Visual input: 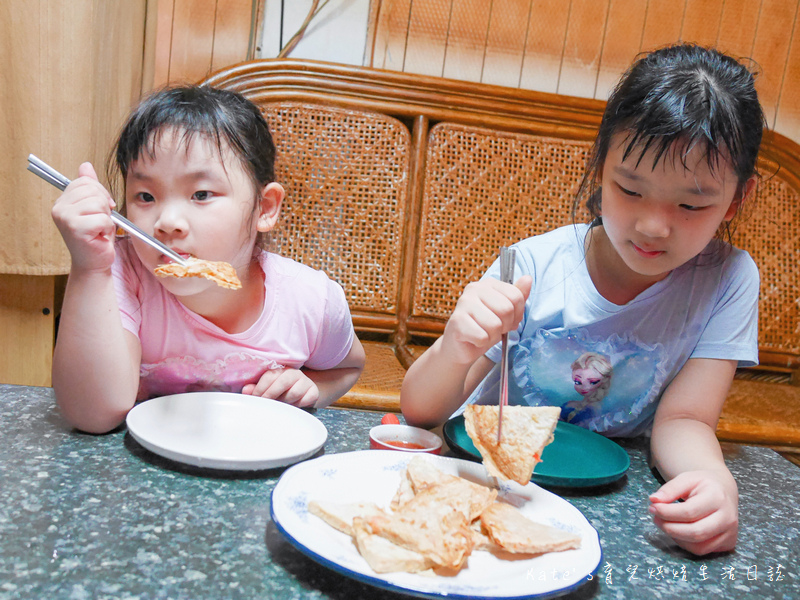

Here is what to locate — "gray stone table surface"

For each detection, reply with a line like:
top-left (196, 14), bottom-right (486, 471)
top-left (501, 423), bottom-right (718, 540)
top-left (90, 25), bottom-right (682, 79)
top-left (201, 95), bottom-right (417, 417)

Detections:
top-left (0, 384), bottom-right (797, 599)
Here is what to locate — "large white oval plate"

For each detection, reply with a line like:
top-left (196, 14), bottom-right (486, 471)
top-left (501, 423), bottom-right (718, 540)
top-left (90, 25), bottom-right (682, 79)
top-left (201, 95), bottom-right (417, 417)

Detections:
top-left (126, 392), bottom-right (327, 470)
top-left (271, 450), bottom-right (602, 599)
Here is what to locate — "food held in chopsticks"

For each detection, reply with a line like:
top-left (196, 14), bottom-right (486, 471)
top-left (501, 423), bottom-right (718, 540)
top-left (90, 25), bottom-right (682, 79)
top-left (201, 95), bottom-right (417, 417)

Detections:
top-left (464, 405), bottom-right (560, 485)
top-left (154, 257), bottom-right (241, 289)
top-left (308, 456), bottom-right (580, 575)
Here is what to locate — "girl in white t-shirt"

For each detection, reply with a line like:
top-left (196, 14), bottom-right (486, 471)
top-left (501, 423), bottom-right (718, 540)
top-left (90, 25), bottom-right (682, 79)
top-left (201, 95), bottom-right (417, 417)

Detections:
top-left (51, 86), bottom-right (364, 434)
top-left (401, 44), bottom-right (765, 556)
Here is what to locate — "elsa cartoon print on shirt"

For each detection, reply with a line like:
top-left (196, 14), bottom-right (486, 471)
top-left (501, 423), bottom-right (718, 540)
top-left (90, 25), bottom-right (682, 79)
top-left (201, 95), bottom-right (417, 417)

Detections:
top-left (511, 329), bottom-right (670, 433)
top-left (562, 352), bottom-right (613, 423)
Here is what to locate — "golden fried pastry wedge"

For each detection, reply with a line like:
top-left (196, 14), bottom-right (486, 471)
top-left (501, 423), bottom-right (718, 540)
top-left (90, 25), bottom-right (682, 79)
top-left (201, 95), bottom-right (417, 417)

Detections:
top-left (390, 469), bottom-right (416, 511)
top-left (366, 487), bottom-right (474, 569)
top-left (352, 517), bottom-right (434, 573)
top-left (307, 500), bottom-right (383, 537)
top-left (154, 257), bottom-right (242, 289)
top-left (480, 502), bottom-right (581, 554)
top-left (404, 457), bottom-right (497, 520)
top-left (464, 405), bottom-right (560, 485)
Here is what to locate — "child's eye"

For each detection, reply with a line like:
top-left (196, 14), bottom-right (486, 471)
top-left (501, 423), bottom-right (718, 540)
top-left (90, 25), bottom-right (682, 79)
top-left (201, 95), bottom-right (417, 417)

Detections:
top-left (679, 203), bottom-right (704, 211)
top-left (136, 192), bottom-right (155, 203)
top-left (617, 184), bottom-right (640, 197)
top-left (193, 190), bottom-right (212, 201)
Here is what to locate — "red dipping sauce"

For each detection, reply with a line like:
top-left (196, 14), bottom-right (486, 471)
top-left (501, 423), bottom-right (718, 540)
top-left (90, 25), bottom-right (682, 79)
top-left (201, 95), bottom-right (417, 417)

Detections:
top-left (384, 440), bottom-right (426, 450)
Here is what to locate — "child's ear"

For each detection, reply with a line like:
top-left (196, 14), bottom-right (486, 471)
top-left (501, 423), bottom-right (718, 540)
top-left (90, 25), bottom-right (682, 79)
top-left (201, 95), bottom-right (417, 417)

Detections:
top-left (724, 176), bottom-right (757, 221)
top-left (257, 182), bottom-right (284, 233)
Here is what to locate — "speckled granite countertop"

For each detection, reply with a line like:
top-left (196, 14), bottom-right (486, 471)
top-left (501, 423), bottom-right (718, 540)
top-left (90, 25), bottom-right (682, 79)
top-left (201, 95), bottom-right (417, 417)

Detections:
top-left (0, 384), bottom-right (797, 600)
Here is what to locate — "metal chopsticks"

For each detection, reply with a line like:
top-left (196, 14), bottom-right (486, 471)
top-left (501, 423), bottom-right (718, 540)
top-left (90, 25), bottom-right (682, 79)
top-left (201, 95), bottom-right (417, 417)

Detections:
top-left (27, 154), bottom-right (187, 267)
top-left (496, 246), bottom-right (516, 443)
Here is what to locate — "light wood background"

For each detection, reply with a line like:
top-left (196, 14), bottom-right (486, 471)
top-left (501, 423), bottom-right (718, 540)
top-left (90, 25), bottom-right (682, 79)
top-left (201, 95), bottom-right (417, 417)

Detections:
top-left (147, 0), bottom-right (260, 88)
top-left (0, 0), bottom-right (149, 385)
top-left (0, 0), bottom-right (258, 386)
top-left (367, 0), bottom-right (800, 144)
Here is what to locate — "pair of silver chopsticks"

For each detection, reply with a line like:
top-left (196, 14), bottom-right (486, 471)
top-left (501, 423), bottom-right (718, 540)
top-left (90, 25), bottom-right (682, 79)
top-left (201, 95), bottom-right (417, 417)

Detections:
top-left (496, 246), bottom-right (516, 443)
top-left (27, 154), bottom-right (187, 267)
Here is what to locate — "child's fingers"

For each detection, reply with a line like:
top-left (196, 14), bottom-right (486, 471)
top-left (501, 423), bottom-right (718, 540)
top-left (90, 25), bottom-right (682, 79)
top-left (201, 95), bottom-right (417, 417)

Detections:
top-left (77, 162), bottom-right (99, 181)
top-left (649, 494), bottom-right (715, 523)
top-left (652, 510), bottom-right (723, 542)
top-left (470, 279), bottom-right (526, 329)
top-left (273, 377), bottom-right (318, 407)
top-left (648, 474), bottom-right (691, 504)
top-left (653, 512), bottom-right (737, 554)
top-left (514, 274), bottom-right (532, 299)
top-left (248, 368), bottom-right (285, 397)
top-left (249, 368), bottom-right (319, 406)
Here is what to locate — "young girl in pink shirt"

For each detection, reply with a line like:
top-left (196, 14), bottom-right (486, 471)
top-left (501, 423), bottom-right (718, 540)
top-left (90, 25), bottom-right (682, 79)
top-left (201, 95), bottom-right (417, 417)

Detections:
top-left (51, 86), bottom-right (365, 434)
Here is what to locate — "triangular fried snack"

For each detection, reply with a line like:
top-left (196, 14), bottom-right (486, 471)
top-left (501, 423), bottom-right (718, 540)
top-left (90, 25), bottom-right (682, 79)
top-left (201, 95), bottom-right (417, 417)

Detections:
top-left (480, 502), bottom-right (581, 554)
top-left (404, 456), bottom-right (496, 520)
top-left (154, 257), bottom-right (241, 289)
top-left (366, 484), bottom-right (474, 569)
top-left (352, 517), bottom-right (434, 573)
top-left (307, 500), bottom-right (383, 537)
top-left (464, 405), bottom-right (560, 485)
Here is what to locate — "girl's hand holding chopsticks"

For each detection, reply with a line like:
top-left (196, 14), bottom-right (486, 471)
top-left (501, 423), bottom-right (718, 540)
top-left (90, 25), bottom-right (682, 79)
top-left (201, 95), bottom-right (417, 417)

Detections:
top-left (50, 162), bottom-right (118, 273)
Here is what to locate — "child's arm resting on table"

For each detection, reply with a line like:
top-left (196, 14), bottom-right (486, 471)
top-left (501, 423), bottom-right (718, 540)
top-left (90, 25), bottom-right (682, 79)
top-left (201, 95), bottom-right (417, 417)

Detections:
top-left (243, 337), bottom-right (365, 409)
top-left (401, 276), bottom-right (532, 428)
top-left (51, 163), bottom-right (142, 434)
top-left (649, 357), bottom-right (739, 556)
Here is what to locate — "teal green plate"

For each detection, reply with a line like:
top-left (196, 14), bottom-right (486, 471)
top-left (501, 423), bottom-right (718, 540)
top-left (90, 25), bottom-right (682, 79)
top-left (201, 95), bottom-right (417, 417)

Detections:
top-left (443, 415), bottom-right (630, 488)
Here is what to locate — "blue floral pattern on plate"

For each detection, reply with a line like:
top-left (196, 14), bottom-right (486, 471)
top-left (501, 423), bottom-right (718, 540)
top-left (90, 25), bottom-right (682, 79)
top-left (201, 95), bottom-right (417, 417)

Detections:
top-left (270, 450), bottom-right (602, 599)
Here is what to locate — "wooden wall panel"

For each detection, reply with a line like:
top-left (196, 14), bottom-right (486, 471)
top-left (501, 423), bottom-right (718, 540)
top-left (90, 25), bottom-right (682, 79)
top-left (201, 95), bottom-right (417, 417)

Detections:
top-left (367, 0), bottom-right (800, 145)
top-left (149, 0), bottom-right (257, 89)
top-left (169, 0), bottom-right (218, 83)
top-left (211, 0), bottom-right (255, 72)
top-left (371, 0), bottom-right (412, 70)
top-left (403, 0), bottom-right (451, 76)
top-left (1, 0), bottom-right (147, 276)
top-left (442, 0), bottom-right (492, 82)
top-left (481, 0), bottom-right (531, 88)
top-left (639, 0), bottom-right (685, 51)
top-left (774, 6), bottom-right (800, 142)
top-left (0, 276), bottom-right (54, 386)
top-left (750, 0), bottom-right (798, 127)
top-left (1, 0), bottom-right (147, 385)
top-left (595, 0), bottom-right (648, 99)
top-left (557, 0), bottom-right (609, 98)
top-left (519, 0), bottom-right (571, 93)
top-left (682, 0), bottom-right (725, 48)
top-left (715, 0), bottom-right (760, 57)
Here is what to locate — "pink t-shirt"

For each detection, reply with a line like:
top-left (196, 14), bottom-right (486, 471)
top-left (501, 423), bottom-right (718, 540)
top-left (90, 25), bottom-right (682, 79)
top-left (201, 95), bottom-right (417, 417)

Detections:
top-left (112, 239), bottom-right (355, 400)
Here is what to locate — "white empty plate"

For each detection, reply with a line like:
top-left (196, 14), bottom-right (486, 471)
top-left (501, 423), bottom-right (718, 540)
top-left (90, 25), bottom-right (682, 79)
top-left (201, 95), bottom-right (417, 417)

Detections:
top-left (126, 392), bottom-right (327, 470)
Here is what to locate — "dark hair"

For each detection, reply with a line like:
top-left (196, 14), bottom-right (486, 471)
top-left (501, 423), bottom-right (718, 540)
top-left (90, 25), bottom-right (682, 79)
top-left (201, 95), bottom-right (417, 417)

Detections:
top-left (575, 44), bottom-right (765, 240)
top-left (108, 85), bottom-right (277, 245)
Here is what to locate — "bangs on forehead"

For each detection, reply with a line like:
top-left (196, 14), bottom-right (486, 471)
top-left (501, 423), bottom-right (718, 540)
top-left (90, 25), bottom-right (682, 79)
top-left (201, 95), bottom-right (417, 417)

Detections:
top-left (620, 128), bottom-right (730, 177)
top-left (137, 127), bottom-right (227, 165)
top-left (117, 91), bottom-right (246, 177)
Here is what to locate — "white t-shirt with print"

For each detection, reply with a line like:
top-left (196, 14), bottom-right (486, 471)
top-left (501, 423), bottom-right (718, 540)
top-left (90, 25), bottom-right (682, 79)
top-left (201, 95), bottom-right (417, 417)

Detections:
top-left (462, 224), bottom-right (759, 437)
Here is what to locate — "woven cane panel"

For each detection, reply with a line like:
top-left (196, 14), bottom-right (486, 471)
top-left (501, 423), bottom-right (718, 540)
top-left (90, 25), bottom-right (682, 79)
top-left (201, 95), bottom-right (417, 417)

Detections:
top-left (412, 123), bottom-right (592, 321)
top-left (731, 176), bottom-right (800, 358)
top-left (259, 103), bottom-right (410, 317)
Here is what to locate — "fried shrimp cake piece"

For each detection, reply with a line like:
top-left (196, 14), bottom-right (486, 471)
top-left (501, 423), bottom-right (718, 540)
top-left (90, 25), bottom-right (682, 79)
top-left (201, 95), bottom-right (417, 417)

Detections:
top-left (154, 257), bottom-right (241, 289)
top-left (464, 405), bottom-right (560, 485)
top-left (367, 483), bottom-right (475, 569)
top-left (480, 502), bottom-right (581, 554)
